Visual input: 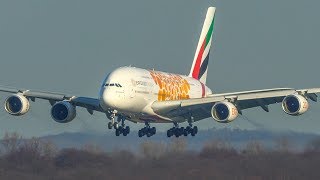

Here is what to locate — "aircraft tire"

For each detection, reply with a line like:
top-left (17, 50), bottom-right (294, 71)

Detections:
top-left (186, 126), bottom-right (191, 133)
top-left (108, 122), bottom-right (113, 129)
top-left (167, 129), bottom-right (173, 137)
top-left (191, 131), bottom-right (195, 136)
top-left (118, 126), bottom-right (123, 133)
top-left (115, 129), bottom-right (121, 136)
top-left (180, 127), bottom-right (185, 134)
top-left (193, 126), bottom-right (198, 134)
top-left (174, 129), bottom-right (180, 137)
top-left (146, 131), bottom-right (152, 137)
top-left (126, 126), bottom-right (130, 134)
top-left (123, 130), bottom-right (128, 136)
top-left (183, 129), bottom-right (188, 136)
top-left (151, 127), bottom-right (156, 135)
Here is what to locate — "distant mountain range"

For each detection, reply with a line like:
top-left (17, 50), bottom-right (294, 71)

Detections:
top-left (40, 128), bottom-right (320, 152)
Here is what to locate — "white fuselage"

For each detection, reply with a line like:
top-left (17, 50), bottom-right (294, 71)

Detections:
top-left (99, 67), bottom-right (212, 123)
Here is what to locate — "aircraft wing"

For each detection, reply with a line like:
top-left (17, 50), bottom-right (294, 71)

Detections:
top-left (0, 86), bottom-right (104, 114)
top-left (151, 88), bottom-right (320, 122)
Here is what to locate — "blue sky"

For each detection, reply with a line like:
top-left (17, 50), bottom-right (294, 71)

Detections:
top-left (0, 0), bottom-right (320, 137)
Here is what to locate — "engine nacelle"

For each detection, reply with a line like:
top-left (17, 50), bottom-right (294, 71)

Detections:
top-left (51, 101), bottom-right (76, 123)
top-left (4, 94), bottom-right (30, 116)
top-left (282, 94), bottom-right (309, 116)
top-left (211, 102), bottom-right (239, 123)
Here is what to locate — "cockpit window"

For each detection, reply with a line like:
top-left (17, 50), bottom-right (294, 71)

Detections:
top-left (105, 83), bottom-right (122, 88)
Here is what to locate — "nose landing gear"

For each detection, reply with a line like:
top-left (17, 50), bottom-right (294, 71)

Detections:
top-left (107, 112), bottom-right (130, 136)
top-left (138, 122), bottom-right (156, 138)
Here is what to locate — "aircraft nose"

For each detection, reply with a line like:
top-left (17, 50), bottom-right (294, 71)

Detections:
top-left (101, 89), bottom-right (117, 109)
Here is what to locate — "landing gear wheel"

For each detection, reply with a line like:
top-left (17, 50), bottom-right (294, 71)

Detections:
top-left (137, 121), bottom-right (157, 138)
top-left (190, 126), bottom-right (198, 136)
top-left (125, 126), bottom-right (130, 134)
top-left (180, 127), bottom-right (185, 134)
top-left (193, 126), bottom-right (198, 134)
top-left (115, 129), bottom-right (121, 136)
top-left (146, 131), bottom-right (152, 137)
top-left (167, 129), bottom-right (172, 137)
top-left (138, 130), bottom-right (144, 137)
top-left (151, 127), bottom-right (156, 135)
top-left (183, 129), bottom-right (188, 136)
top-left (108, 122), bottom-right (113, 129)
top-left (123, 130), bottom-right (128, 136)
top-left (118, 126), bottom-right (123, 133)
top-left (141, 127), bottom-right (147, 134)
top-left (174, 128), bottom-right (180, 137)
top-left (166, 122), bottom-right (198, 138)
top-left (186, 126), bottom-right (191, 132)
top-left (191, 131), bottom-right (196, 137)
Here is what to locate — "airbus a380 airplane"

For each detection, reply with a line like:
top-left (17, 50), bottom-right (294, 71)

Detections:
top-left (1, 7), bottom-right (319, 138)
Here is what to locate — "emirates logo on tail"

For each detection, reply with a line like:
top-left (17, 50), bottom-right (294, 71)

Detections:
top-left (189, 7), bottom-right (216, 85)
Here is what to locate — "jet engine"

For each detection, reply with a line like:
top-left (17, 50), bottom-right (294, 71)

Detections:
top-left (51, 101), bottom-right (76, 123)
top-left (282, 94), bottom-right (309, 116)
top-left (211, 102), bottom-right (239, 123)
top-left (4, 94), bottom-right (30, 116)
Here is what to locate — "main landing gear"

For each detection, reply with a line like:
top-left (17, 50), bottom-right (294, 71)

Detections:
top-left (167, 122), bottom-right (198, 138)
top-left (107, 114), bottom-right (130, 137)
top-left (138, 122), bottom-right (157, 138)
